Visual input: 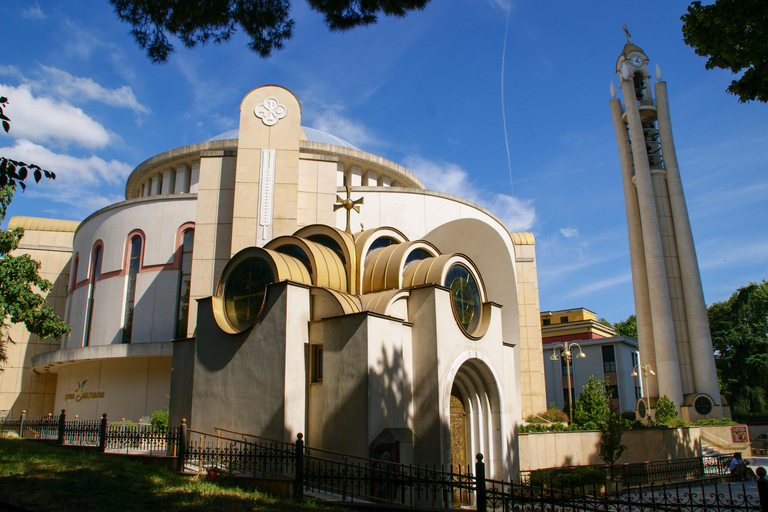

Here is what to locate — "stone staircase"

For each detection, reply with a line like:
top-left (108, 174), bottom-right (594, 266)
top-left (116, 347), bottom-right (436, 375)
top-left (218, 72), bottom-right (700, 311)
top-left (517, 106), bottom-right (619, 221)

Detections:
top-left (702, 444), bottom-right (722, 457)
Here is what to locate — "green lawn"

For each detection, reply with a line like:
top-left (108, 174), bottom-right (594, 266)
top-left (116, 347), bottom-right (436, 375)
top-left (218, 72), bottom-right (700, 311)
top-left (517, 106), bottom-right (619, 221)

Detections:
top-left (0, 436), bottom-right (340, 512)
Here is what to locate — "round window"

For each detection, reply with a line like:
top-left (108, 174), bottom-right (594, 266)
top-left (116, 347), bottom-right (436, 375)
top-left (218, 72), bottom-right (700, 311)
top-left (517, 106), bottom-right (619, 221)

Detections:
top-left (224, 258), bottom-right (274, 329)
top-left (694, 396), bottom-right (713, 416)
top-left (444, 264), bottom-right (482, 335)
top-left (638, 398), bottom-right (647, 419)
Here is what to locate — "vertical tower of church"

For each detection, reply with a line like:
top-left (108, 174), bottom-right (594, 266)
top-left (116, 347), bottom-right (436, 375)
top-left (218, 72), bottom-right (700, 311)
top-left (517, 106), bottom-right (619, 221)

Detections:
top-left (608, 36), bottom-right (723, 420)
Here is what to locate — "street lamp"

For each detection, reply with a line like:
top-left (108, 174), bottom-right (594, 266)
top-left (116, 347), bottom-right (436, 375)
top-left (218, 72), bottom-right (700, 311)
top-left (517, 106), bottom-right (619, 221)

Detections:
top-left (631, 363), bottom-right (656, 400)
top-left (549, 342), bottom-right (586, 424)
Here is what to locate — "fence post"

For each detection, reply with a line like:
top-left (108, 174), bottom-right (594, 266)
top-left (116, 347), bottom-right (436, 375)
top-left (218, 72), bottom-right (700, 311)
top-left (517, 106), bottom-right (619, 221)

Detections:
top-left (177, 419), bottom-right (187, 473)
top-left (756, 467), bottom-right (768, 512)
top-left (57, 409), bottom-right (66, 445)
top-left (19, 410), bottom-right (26, 437)
top-left (99, 413), bottom-right (108, 453)
top-left (475, 454), bottom-right (486, 512)
top-left (294, 433), bottom-right (304, 499)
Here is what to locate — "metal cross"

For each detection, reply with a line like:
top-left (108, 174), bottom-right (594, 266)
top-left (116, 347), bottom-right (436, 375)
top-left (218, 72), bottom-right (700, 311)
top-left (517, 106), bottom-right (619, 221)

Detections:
top-left (333, 186), bottom-right (364, 234)
top-left (623, 24), bottom-right (631, 43)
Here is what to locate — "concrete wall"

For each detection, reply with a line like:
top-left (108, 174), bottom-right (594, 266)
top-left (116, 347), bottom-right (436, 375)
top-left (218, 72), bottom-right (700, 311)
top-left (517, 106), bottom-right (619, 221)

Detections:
top-left (179, 282), bottom-right (309, 440)
top-left (2, 227), bottom-right (72, 416)
top-left (53, 356), bottom-right (171, 421)
top-left (518, 427), bottom-right (701, 471)
top-left (67, 196), bottom-right (196, 348)
top-left (700, 425), bottom-right (752, 456)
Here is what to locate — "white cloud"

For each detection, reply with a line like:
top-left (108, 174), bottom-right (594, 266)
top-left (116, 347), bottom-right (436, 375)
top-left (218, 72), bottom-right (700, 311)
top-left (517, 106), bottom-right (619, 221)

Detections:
top-left (0, 139), bottom-right (131, 216)
top-left (403, 155), bottom-right (536, 231)
top-left (559, 272), bottom-right (632, 300)
top-left (37, 66), bottom-right (150, 115)
top-left (560, 227), bottom-right (578, 238)
top-left (0, 83), bottom-right (112, 148)
top-left (20, 3), bottom-right (46, 20)
top-left (305, 107), bottom-right (379, 150)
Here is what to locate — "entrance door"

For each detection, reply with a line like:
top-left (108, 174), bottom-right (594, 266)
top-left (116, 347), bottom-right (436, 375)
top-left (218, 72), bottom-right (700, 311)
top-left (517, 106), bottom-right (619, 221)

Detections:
top-left (450, 393), bottom-right (471, 507)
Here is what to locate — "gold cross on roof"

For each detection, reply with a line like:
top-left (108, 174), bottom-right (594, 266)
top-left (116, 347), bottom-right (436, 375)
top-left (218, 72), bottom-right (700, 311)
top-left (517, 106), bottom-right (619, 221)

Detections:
top-left (333, 186), bottom-right (364, 234)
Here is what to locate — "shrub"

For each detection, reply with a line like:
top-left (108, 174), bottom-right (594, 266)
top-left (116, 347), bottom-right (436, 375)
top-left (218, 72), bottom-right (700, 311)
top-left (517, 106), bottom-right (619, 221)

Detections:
top-left (525, 405), bottom-right (569, 424)
top-left (531, 467), bottom-right (607, 488)
top-left (620, 411), bottom-right (637, 422)
top-left (518, 422), bottom-right (567, 433)
top-left (654, 395), bottom-right (679, 425)
top-left (150, 409), bottom-right (169, 430)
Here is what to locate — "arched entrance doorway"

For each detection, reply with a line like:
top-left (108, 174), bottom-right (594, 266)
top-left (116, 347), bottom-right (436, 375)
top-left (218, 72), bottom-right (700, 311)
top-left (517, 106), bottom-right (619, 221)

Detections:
top-left (448, 357), bottom-right (504, 483)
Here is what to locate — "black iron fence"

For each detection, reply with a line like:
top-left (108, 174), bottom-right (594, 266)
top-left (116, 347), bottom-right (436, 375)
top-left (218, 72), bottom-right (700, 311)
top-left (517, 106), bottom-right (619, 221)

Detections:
top-left (485, 476), bottom-right (763, 512)
top-left (523, 454), bottom-right (734, 488)
top-left (2, 414), bottom-right (766, 512)
top-left (0, 410), bottom-right (178, 456)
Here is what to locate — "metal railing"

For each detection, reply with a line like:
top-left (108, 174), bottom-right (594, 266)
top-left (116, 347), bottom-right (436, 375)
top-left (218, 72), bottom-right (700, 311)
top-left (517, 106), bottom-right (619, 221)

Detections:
top-left (522, 454), bottom-right (732, 487)
top-left (0, 409), bottom-right (178, 456)
top-left (3, 414), bottom-right (766, 512)
top-left (485, 477), bottom-right (762, 512)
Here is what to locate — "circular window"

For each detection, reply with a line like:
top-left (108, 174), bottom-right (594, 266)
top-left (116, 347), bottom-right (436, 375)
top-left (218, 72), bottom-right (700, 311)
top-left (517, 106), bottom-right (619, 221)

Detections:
top-left (694, 396), bottom-right (713, 416)
top-left (444, 264), bottom-right (481, 335)
top-left (224, 258), bottom-right (274, 329)
top-left (638, 399), bottom-right (647, 419)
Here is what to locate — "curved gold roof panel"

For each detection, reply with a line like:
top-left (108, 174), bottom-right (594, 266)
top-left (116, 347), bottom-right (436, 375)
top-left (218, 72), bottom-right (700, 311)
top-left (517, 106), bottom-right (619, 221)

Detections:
top-left (8, 216), bottom-right (80, 233)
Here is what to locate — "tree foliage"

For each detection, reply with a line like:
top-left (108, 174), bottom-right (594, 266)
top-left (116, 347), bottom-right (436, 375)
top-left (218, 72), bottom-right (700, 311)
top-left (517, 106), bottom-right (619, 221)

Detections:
top-left (110, 0), bottom-right (431, 63)
top-left (681, 0), bottom-right (768, 103)
top-left (574, 376), bottom-right (612, 430)
top-left (654, 395), bottom-right (679, 426)
top-left (599, 402), bottom-right (628, 479)
top-left (0, 97), bottom-right (56, 190)
top-left (0, 185), bottom-right (71, 363)
top-left (614, 314), bottom-right (638, 339)
top-left (708, 281), bottom-right (768, 416)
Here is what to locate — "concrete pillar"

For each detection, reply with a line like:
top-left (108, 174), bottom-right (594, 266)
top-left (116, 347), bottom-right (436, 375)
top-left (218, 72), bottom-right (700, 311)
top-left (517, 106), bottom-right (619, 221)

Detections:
top-left (609, 98), bottom-right (658, 397)
top-left (151, 173), bottom-right (162, 196)
top-left (349, 166), bottom-right (362, 187)
top-left (379, 175), bottom-right (391, 187)
top-left (655, 81), bottom-right (720, 403)
top-left (621, 77), bottom-right (683, 407)
top-left (336, 162), bottom-right (345, 187)
top-left (364, 170), bottom-right (377, 186)
top-left (188, 152), bottom-right (236, 337)
top-left (175, 163), bottom-right (191, 194)
top-left (189, 161), bottom-right (200, 193)
top-left (162, 168), bottom-right (176, 195)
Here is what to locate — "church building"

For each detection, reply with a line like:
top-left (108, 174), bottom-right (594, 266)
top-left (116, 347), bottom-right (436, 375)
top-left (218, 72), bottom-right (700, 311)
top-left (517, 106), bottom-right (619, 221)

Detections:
top-left (3, 85), bottom-right (547, 480)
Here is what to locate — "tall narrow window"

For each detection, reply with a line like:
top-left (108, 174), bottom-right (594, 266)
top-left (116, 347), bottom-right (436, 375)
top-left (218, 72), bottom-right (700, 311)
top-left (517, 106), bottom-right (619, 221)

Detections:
top-left (602, 345), bottom-right (617, 373)
top-left (175, 229), bottom-right (194, 339)
top-left (122, 236), bottom-right (142, 344)
top-left (84, 246), bottom-right (103, 346)
top-left (66, 254), bottom-right (79, 324)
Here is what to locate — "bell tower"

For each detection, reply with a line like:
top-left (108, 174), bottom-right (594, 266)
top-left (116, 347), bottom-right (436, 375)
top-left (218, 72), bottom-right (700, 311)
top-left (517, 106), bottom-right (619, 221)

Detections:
top-left (609, 31), bottom-right (724, 421)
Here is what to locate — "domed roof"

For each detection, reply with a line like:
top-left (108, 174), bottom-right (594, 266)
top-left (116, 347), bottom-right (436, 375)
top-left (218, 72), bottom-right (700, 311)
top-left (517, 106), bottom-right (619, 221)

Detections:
top-left (207, 126), bottom-right (360, 151)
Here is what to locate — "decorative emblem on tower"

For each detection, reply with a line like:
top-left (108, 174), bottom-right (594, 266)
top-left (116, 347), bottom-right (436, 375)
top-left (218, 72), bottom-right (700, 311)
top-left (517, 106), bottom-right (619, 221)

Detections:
top-left (333, 186), bottom-right (364, 234)
top-left (254, 97), bottom-right (287, 126)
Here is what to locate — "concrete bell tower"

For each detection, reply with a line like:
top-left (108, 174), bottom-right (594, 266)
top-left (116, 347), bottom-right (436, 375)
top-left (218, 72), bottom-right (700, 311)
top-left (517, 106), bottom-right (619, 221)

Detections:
top-left (608, 32), bottom-right (724, 421)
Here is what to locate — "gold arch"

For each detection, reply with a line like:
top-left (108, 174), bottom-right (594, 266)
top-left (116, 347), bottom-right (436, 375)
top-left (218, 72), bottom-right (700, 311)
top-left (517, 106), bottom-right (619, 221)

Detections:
top-left (265, 236), bottom-right (347, 291)
top-left (292, 224), bottom-right (358, 294)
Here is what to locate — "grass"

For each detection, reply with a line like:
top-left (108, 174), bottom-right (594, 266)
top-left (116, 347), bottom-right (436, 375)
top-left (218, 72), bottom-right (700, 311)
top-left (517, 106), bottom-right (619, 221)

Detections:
top-left (0, 436), bottom-right (341, 512)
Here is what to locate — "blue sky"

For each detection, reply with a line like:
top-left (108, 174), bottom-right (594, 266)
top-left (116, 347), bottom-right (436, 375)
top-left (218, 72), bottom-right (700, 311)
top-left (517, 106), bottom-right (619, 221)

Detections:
top-left (1, 0), bottom-right (766, 323)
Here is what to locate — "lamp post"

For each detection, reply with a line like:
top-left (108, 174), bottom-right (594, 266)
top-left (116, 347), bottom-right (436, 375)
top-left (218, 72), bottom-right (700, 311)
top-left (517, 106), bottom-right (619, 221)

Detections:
top-left (549, 342), bottom-right (586, 424)
top-left (631, 363), bottom-right (656, 400)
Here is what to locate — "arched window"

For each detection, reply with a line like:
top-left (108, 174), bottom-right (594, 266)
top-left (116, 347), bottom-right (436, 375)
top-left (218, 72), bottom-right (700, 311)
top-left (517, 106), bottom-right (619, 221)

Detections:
top-left (84, 245), bottom-right (103, 346)
top-left (175, 229), bottom-right (194, 339)
top-left (122, 236), bottom-right (142, 344)
top-left (66, 254), bottom-right (79, 324)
